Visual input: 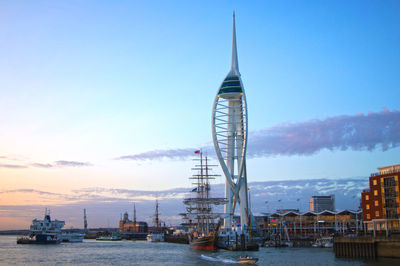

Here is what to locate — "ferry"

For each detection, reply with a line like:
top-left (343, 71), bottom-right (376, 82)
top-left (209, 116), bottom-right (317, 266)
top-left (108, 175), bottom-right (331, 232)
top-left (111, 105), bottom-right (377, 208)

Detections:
top-left (17, 209), bottom-right (65, 244)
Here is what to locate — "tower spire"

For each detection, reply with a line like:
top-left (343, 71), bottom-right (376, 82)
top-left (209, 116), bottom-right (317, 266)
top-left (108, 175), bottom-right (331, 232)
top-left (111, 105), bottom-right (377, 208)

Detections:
top-left (230, 11), bottom-right (240, 76)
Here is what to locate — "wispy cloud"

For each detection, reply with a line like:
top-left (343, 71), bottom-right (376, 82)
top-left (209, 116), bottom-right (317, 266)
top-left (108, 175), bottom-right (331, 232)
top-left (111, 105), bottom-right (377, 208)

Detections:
top-left (0, 163), bottom-right (27, 169)
top-left (117, 108), bottom-right (400, 161)
top-left (54, 160), bottom-right (92, 167)
top-left (1, 189), bottom-right (62, 196)
top-left (0, 160), bottom-right (92, 169)
top-left (31, 163), bottom-right (53, 168)
top-left (116, 148), bottom-right (198, 161)
top-left (31, 160), bottom-right (92, 168)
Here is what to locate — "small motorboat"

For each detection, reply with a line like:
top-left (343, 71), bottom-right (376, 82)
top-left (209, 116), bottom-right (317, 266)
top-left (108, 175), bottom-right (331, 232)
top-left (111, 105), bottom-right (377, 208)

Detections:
top-left (238, 256), bottom-right (259, 264)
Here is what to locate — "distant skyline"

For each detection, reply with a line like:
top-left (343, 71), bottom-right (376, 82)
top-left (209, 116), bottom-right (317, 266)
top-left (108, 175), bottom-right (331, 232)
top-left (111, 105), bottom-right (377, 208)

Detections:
top-left (1, 1), bottom-right (399, 229)
top-left (0, 177), bottom-right (367, 230)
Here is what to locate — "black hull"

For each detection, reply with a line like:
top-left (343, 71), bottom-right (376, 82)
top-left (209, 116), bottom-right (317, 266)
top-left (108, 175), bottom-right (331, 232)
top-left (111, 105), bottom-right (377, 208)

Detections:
top-left (17, 234), bottom-right (61, 244)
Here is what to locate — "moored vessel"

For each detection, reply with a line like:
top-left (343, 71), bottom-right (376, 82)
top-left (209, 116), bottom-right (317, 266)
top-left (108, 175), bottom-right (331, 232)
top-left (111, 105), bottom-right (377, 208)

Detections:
top-left (189, 234), bottom-right (217, 250)
top-left (17, 209), bottom-right (65, 244)
top-left (96, 232), bottom-right (122, 241)
top-left (182, 151), bottom-right (227, 251)
top-left (147, 200), bottom-right (165, 242)
top-left (146, 232), bottom-right (165, 242)
top-left (61, 232), bottom-right (85, 242)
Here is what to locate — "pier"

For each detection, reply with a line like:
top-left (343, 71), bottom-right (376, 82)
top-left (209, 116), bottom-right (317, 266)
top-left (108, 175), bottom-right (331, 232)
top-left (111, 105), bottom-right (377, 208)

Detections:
top-left (334, 236), bottom-right (400, 259)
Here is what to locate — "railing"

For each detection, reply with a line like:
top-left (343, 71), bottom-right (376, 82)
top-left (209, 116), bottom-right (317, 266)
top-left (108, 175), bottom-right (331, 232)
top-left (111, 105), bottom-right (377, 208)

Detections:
top-left (371, 169), bottom-right (400, 177)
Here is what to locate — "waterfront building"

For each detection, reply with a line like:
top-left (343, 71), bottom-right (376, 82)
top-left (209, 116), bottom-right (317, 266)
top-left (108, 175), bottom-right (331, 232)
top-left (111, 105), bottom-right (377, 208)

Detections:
top-left (119, 212), bottom-right (148, 233)
top-left (212, 13), bottom-right (251, 230)
top-left (361, 164), bottom-right (400, 233)
top-left (309, 195), bottom-right (336, 212)
top-left (262, 209), bottom-right (362, 237)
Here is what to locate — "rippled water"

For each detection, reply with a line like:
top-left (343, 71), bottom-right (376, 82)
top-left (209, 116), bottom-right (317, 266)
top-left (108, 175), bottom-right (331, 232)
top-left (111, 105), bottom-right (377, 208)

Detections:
top-left (0, 235), bottom-right (399, 265)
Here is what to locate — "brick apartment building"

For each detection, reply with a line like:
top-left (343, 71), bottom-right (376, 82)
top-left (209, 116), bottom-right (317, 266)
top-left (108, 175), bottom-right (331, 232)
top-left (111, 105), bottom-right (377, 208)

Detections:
top-left (362, 164), bottom-right (400, 232)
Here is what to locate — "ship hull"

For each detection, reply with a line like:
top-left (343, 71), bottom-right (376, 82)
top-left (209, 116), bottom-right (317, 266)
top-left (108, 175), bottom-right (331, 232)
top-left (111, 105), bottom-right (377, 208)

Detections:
top-left (17, 234), bottom-right (61, 244)
top-left (190, 236), bottom-right (216, 251)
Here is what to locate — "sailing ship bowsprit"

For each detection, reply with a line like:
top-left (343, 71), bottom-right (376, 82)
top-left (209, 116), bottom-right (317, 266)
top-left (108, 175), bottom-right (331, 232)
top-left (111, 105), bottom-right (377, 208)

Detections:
top-left (182, 151), bottom-right (227, 250)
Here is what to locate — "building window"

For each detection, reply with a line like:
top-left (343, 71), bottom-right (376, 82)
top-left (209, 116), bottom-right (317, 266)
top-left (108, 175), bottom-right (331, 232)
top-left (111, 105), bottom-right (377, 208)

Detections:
top-left (366, 214), bottom-right (370, 219)
top-left (385, 198), bottom-right (398, 208)
top-left (373, 180), bottom-right (377, 185)
top-left (384, 187), bottom-right (397, 197)
top-left (374, 190), bottom-right (378, 196)
top-left (365, 195), bottom-right (369, 200)
top-left (375, 211), bottom-right (379, 217)
top-left (366, 204), bottom-right (370, 210)
top-left (375, 201), bottom-right (379, 206)
top-left (386, 210), bottom-right (399, 219)
top-left (383, 177), bottom-right (396, 187)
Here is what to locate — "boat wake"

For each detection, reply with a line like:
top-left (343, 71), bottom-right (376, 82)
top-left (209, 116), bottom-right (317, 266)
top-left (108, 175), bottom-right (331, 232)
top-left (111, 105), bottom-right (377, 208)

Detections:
top-left (200, 255), bottom-right (237, 264)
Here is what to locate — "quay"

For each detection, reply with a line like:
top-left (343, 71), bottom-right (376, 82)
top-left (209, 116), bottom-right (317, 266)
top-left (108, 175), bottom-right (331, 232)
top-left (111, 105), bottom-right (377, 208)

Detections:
top-left (334, 236), bottom-right (400, 259)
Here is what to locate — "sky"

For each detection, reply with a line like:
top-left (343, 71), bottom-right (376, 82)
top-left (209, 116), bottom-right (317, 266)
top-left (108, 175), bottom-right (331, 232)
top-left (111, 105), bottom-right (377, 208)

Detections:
top-left (0, 1), bottom-right (399, 229)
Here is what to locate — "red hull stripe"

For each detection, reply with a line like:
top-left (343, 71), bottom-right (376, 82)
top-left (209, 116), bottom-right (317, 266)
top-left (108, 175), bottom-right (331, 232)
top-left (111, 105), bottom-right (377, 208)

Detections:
top-left (190, 246), bottom-right (215, 250)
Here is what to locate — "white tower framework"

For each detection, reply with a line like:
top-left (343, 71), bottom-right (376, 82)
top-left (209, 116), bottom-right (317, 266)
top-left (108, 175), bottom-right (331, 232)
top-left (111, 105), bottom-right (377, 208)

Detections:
top-left (212, 13), bottom-right (250, 230)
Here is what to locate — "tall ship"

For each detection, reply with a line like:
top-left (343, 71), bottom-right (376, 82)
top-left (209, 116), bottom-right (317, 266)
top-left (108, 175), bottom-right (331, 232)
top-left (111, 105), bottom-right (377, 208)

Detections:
top-left (146, 200), bottom-right (165, 242)
top-left (181, 151), bottom-right (227, 250)
top-left (17, 209), bottom-right (65, 244)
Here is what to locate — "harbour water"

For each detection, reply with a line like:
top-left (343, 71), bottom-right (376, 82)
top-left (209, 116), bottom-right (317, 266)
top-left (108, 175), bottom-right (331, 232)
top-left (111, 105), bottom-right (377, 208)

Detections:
top-left (0, 235), bottom-right (399, 265)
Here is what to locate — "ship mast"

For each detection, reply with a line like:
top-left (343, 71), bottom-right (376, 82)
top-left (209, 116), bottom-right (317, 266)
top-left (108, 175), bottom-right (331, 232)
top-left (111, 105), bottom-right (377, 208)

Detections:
top-left (83, 208), bottom-right (88, 232)
top-left (182, 151), bottom-right (227, 236)
top-left (133, 203), bottom-right (137, 232)
top-left (155, 199), bottom-right (160, 231)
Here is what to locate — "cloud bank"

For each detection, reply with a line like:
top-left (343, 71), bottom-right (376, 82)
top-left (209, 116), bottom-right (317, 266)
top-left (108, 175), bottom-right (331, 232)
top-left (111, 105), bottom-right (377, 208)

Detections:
top-left (248, 108), bottom-right (400, 157)
top-left (118, 109), bottom-right (400, 161)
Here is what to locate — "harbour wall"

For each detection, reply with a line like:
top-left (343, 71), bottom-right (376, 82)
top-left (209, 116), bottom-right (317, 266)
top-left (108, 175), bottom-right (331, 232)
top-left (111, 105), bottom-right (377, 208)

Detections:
top-left (334, 236), bottom-right (400, 258)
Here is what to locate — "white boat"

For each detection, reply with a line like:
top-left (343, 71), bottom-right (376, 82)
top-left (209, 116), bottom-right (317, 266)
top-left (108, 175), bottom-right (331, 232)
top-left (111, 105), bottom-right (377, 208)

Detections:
top-left (17, 209), bottom-right (65, 244)
top-left (312, 237), bottom-right (333, 248)
top-left (62, 232), bottom-right (85, 242)
top-left (146, 232), bottom-right (164, 242)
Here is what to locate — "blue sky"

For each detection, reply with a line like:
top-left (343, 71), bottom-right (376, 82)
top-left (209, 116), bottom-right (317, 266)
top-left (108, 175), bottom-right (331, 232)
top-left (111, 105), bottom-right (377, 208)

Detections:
top-left (0, 0), bottom-right (399, 197)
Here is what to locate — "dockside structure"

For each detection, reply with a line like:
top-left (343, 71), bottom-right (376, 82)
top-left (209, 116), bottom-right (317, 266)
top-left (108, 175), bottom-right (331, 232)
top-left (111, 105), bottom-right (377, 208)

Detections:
top-left (259, 209), bottom-right (362, 237)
